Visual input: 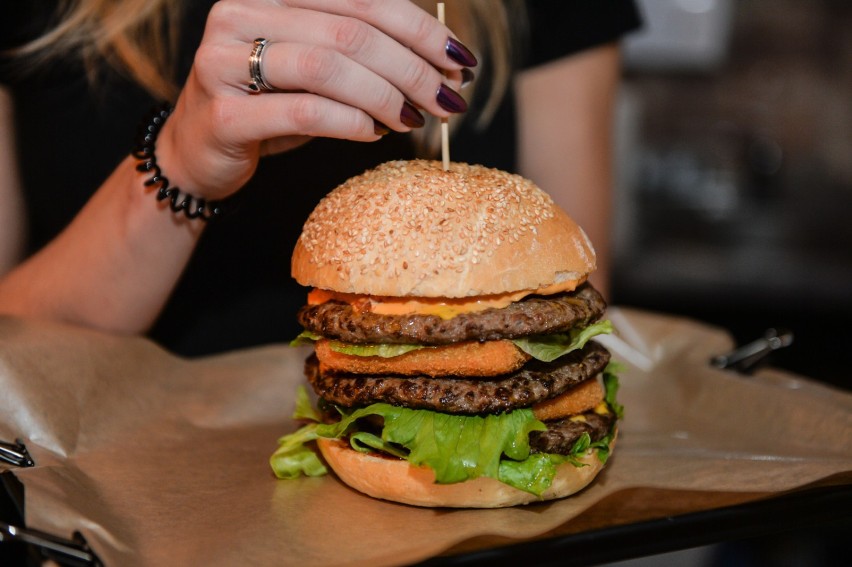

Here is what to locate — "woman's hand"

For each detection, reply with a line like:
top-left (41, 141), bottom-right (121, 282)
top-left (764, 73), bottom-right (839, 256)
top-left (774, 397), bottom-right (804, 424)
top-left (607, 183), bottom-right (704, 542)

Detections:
top-left (160, 0), bottom-right (477, 201)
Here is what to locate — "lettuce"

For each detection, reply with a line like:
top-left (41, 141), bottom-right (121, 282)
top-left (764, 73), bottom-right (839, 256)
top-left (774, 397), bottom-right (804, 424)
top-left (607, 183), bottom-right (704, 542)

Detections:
top-left (269, 387), bottom-right (327, 478)
top-left (289, 330), bottom-right (322, 347)
top-left (269, 398), bottom-right (551, 493)
top-left (326, 342), bottom-right (424, 358)
top-left (269, 423), bottom-right (326, 479)
top-left (511, 320), bottom-right (613, 362)
top-left (375, 405), bottom-right (546, 484)
top-left (289, 319), bottom-right (613, 363)
top-left (290, 330), bottom-right (424, 358)
top-left (292, 385), bottom-right (321, 422)
top-left (603, 361), bottom-right (625, 421)
top-left (270, 365), bottom-right (624, 497)
top-left (497, 415), bottom-right (621, 494)
top-left (283, 401), bottom-right (548, 487)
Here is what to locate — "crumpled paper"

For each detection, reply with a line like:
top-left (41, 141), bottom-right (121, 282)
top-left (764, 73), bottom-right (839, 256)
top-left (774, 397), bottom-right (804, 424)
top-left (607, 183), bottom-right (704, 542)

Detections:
top-left (1, 308), bottom-right (850, 566)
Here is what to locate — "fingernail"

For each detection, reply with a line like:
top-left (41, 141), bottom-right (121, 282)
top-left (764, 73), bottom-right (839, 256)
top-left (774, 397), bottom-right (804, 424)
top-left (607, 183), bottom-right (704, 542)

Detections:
top-left (446, 37), bottom-right (478, 67)
top-left (400, 101), bottom-right (425, 128)
top-left (374, 120), bottom-right (390, 136)
top-left (436, 84), bottom-right (467, 113)
top-left (461, 67), bottom-right (475, 89)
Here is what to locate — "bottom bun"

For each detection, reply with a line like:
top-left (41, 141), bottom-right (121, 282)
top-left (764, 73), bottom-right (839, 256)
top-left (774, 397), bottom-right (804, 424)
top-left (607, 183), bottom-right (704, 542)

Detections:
top-left (316, 434), bottom-right (615, 508)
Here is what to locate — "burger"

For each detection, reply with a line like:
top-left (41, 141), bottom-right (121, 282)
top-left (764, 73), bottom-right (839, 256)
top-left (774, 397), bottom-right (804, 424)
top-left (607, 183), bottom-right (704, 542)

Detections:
top-left (271, 160), bottom-right (621, 508)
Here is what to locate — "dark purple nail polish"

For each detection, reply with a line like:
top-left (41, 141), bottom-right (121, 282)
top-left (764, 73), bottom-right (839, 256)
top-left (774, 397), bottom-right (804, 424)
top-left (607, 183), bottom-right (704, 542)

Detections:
top-left (461, 67), bottom-right (475, 89)
top-left (446, 37), bottom-right (478, 67)
top-left (400, 101), bottom-right (425, 128)
top-left (373, 120), bottom-right (390, 136)
top-left (436, 84), bottom-right (467, 113)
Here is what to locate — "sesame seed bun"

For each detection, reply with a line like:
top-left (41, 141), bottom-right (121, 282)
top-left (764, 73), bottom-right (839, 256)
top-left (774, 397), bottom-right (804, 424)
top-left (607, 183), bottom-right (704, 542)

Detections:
top-left (316, 435), bottom-right (614, 508)
top-left (292, 160), bottom-right (596, 298)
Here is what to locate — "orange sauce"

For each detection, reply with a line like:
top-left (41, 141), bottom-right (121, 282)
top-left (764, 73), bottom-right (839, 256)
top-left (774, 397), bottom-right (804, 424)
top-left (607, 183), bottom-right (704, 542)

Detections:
top-left (307, 277), bottom-right (584, 319)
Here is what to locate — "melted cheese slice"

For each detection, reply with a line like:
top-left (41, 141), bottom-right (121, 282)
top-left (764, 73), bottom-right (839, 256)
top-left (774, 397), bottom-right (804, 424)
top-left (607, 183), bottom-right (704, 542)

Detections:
top-left (307, 277), bottom-right (584, 319)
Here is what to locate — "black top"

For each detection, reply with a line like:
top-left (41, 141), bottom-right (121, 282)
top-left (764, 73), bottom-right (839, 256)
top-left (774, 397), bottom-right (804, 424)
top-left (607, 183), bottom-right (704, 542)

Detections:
top-left (1, 1), bottom-right (640, 355)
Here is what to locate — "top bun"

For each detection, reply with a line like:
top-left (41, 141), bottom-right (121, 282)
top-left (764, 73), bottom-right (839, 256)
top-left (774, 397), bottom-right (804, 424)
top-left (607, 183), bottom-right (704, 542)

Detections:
top-left (292, 160), bottom-right (595, 297)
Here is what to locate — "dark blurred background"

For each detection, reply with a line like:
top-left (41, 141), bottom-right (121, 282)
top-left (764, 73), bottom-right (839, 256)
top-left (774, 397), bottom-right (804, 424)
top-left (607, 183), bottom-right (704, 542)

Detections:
top-left (606, 2), bottom-right (850, 564)
top-left (610, 0), bottom-right (852, 391)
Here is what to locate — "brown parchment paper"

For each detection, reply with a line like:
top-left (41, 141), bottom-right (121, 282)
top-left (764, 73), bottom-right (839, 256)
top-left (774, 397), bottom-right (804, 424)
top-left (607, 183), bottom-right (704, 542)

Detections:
top-left (1, 307), bottom-right (851, 566)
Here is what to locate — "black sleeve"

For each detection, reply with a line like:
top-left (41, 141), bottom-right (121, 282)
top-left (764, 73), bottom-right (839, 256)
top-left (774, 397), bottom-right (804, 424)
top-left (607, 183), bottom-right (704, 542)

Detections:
top-left (521, 0), bottom-right (643, 69)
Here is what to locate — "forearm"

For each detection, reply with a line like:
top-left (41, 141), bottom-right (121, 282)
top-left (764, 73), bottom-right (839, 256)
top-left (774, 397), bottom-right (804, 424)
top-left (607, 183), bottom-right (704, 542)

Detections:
top-left (0, 87), bottom-right (26, 275)
top-left (515, 44), bottom-right (621, 297)
top-left (0, 150), bottom-right (203, 334)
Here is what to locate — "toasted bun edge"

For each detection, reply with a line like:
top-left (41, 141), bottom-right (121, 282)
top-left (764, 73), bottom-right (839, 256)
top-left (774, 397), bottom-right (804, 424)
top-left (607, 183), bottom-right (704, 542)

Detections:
top-left (316, 434), bottom-right (614, 508)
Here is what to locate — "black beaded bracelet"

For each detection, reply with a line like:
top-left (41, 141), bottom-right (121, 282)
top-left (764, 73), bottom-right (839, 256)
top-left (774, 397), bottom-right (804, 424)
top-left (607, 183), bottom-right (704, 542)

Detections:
top-left (132, 104), bottom-right (224, 221)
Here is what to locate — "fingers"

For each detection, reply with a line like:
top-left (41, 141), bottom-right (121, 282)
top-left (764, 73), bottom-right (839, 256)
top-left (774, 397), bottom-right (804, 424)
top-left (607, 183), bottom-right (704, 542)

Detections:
top-left (222, 91), bottom-right (385, 144)
top-left (282, 0), bottom-right (477, 71)
top-left (201, 0), bottom-right (475, 125)
top-left (172, 0), bottom-right (479, 197)
top-left (211, 39), bottom-right (448, 131)
top-left (266, 8), bottom-right (466, 119)
top-left (160, 86), bottom-right (382, 199)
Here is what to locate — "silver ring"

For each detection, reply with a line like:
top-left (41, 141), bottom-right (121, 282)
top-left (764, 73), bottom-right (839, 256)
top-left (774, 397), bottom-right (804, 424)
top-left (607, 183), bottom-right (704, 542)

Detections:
top-left (248, 38), bottom-right (275, 93)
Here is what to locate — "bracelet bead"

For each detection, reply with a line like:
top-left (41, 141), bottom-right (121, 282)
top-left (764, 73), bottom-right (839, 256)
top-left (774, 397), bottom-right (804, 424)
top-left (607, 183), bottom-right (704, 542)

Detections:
top-left (132, 104), bottom-right (224, 221)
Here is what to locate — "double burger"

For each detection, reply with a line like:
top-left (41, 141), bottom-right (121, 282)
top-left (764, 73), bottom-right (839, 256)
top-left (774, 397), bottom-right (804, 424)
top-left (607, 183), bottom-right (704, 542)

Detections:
top-left (271, 160), bottom-right (621, 508)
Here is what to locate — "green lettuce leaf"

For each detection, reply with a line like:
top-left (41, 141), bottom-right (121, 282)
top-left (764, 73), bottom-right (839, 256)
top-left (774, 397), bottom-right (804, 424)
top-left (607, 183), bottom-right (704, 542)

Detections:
top-left (379, 406), bottom-right (547, 484)
top-left (498, 453), bottom-right (559, 495)
top-left (292, 385), bottom-right (321, 422)
top-left (497, 431), bottom-right (611, 494)
top-left (511, 320), bottom-right (613, 362)
top-left (306, 404), bottom-right (548, 486)
top-left (271, 399), bottom-right (552, 491)
top-left (290, 320), bottom-right (613, 363)
top-left (290, 330), bottom-right (424, 358)
top-left (603, 361), bottom-right (625, 420)
top-left (270, 360), bottom-right (625, 495)
top-left (289, 330), bottom-right (322, 347)
top-left (349, 431), bottom-right (409, 458)
top-left (327, 342), bottom-right (424, 358)
top-left (269, 386), bottom-right (326, 479)
top-left (269, 423), bottom-right (326, 479)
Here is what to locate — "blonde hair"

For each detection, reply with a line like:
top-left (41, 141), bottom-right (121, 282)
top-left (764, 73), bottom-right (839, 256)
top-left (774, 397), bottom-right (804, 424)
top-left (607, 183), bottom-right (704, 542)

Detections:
top-left (12, 0), bottom-right (183, 101)
top-left (13, 0), bottom-right (524, 153)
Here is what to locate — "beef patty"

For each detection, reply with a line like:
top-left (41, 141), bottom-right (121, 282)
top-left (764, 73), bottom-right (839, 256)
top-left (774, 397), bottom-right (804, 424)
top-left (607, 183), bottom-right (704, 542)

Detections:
top-left (530, 411), bottom-right (615, 455)
top-left (298, 283), bottom-right (607, 345)
top-left (306, 342), bottom-right (610, 414)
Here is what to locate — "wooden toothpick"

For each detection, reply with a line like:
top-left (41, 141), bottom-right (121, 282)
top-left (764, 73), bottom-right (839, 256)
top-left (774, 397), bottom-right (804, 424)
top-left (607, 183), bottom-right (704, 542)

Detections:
top-left (437, 3), bottom-right (450, 171)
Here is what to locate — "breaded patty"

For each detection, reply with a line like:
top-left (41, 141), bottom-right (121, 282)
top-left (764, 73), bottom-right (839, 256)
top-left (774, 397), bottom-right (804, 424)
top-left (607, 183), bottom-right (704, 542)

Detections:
top-left (306, 342), bottom-right (610, 415)
top-left (315, 339), bottom-right (531, 377)
top-left (532, 378), bottom-right (604, 421)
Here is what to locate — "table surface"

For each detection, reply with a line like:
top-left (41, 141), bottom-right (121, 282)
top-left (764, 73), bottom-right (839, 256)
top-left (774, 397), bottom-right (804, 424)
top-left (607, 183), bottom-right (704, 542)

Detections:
top-left (420, 473), bottom-right (852, 566)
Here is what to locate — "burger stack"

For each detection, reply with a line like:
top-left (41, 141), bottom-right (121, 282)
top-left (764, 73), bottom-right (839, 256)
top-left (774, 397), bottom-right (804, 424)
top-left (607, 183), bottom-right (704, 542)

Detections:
top-left (272, 160), bottom-right (621, 508)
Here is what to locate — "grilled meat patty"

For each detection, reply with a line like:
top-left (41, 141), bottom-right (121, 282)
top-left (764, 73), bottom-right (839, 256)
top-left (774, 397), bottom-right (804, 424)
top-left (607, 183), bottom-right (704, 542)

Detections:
top-left (529, 411), bottom-right (615, 455)
top-left (306, 342), bottom-right (610, 415)
top-left (297, 283), bottom-right (607, 346)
